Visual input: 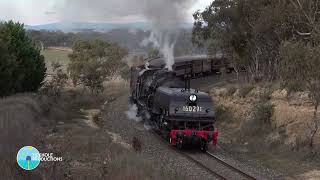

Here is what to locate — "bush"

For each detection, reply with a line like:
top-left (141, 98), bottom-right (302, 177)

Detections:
top-left (0, 21), bottom-right (46, 97)
top-left (252, 101), bottom-right (274, 125)
top-left (284, 81), bottom-right (305, 94)
top-left (226, 86), bottom-right (237, 97)
top-left (239, 85), bottom-right (254, 98)
top-left (215, 104), bottom-right (234, 123)
top-left (260, 89), bottom-right (273, 101)
top-left (41, 62), bottom-right (68, 97)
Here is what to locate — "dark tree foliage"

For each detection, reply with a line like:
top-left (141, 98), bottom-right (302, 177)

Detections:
top-left (0, 21), bottom-right (46, 96)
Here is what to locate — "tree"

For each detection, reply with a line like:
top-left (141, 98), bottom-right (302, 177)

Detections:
top-left (41, 62), bottom-right (68, 97)
top-left (68, 39), bottom-right (128, 93)
top-left (280, 41), bottom-right (320, 148)
top-left (192, 0), bottom-right (299, 82)
top-left (193, 0), bottom-right (320, 148)
top-left (0, 21), bottom-right (46, 96)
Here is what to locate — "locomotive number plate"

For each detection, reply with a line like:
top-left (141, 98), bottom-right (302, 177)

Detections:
top-left (182, 106), bottom-right (203, 112)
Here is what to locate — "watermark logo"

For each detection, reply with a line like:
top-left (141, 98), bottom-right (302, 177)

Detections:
top-left (17, 146), bottom-right (63, 171)
top-left (40, 153), bottom-right (63, 162)
top-left (16, 146), bottom-right (41, 171)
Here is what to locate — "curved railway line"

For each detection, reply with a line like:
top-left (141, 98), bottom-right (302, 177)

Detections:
top-left (205, 151), bottom-right (256, 180)
top-left (150, 129), bottom-right (256, 180)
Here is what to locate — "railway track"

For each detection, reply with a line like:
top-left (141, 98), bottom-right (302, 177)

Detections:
top-left (205, 151), bottom-right (256, 180)
top-left (150, 129), bottom-right (256, 180)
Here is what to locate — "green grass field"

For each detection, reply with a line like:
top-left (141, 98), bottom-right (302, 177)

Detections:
top-left (41, 49), bottom-right (71, 66)
top-left (42, 48), bottom-right (71, 74)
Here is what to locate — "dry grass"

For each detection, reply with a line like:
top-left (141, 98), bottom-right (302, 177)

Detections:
top-left (105, 148), bottom-right (184, 180)
top-left (212, 84), bottom-right (320, 150)
top-left (238, 84), bottom-right (254, 98)
top-left (0, 78), bottom-right (185, 180)
top-left (0, 94), bottom-right (45, 180)
top-left (212, 84), bottom-right (320, 178)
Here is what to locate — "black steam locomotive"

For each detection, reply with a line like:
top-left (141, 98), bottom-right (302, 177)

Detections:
top-left (130, 66), bottom-right (218, 151)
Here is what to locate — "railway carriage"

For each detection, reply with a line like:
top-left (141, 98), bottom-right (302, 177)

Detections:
top-left (144, 55), bottom-right (234, 78)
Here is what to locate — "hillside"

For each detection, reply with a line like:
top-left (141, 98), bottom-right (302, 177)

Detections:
top-left (210, 83), bottom-right (320, 179)
top-left (25, 22), bottom-right (194, 32)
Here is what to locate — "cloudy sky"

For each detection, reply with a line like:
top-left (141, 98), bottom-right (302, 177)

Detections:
top-left (0, 0), bottom-right (211, 25)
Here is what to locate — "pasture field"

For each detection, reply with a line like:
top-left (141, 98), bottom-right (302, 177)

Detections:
top-left (41, 48), bottom-right (71, 66)
top-left (42, 48), bottom-right (71, 74)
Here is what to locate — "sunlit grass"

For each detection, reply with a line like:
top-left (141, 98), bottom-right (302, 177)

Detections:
top-left (42, 48), bottom-right (71, 74)
top-left (41, 48), bottom-right (71, 66)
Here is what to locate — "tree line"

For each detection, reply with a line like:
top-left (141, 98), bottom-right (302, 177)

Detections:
top-left (193, 0), bottom-right (320, 148)
top-left (0, 21), bottom-right (130, 97)
top-left (27, 28), bottom-right (206, 56)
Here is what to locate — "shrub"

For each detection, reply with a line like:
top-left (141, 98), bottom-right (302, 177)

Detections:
top-left (260, 89), bottom-right (273, 101)
top-left (284, 81), bottom-right (305, 94)
top-left (239, 85), bottom-right (254, 98)
top-left (215, 104), bottom-right (234, 123)
top-left (0, 21), bottom-right (46, 97)
top-left (252, 100), bottom-right (274, 125)
top-left (226, 86), bottom-right (237, 97)
top-left (41, 62), bottom-right (68, 97)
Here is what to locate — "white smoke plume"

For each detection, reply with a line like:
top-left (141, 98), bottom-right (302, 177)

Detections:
top-left (142, 111), bottom-right (153, 131)
top-left (143, 122), bottom-right (153, 131)
top-left (125, 104), bottom-right (142, 122)
top-left (54, 0), bottom-right (197, 70)
top-left (141, 30), bottom-right (177, 71)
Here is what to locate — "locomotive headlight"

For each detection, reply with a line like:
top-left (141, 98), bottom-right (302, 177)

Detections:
top-left (189, 94), bottom-right (197, 102)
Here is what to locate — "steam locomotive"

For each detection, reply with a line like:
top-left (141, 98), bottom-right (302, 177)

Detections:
top-left (130, 66), bottom-right (217, 151)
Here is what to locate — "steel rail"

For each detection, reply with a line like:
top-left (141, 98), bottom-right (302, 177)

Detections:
top-left (150, 130), bottom-right (227, 180)
top-left (206, 151), bottom-right (256, 180)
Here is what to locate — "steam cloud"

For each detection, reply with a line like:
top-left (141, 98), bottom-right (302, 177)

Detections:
top-left (125, 104), bottom-right (153, 131)
top-left (55, 0), bottom-right (197, 70)
top-left (125, 104), bottom-right (142, 122)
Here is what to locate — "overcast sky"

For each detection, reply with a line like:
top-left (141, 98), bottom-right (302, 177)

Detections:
top-left (0, 0), bottom-right (211, 25)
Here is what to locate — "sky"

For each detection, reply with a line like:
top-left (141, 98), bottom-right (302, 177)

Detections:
top-left (0, 0), bottom-right (211, 25)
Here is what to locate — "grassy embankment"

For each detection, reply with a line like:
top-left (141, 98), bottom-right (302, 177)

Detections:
top-left (211, 82), bottom-right (320, 179)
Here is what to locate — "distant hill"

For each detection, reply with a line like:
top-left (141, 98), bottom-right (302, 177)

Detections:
top-left (25, 22), bottom-right (193, 32)
top-left (25, 22), bottom-right (151, 32)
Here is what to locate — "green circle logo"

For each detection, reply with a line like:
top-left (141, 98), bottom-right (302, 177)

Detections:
top-left (17, 146), bottom-right (41, 170)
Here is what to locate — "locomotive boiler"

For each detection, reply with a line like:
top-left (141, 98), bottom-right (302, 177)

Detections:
top-left (130, 67), bottom-right (217, 151)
